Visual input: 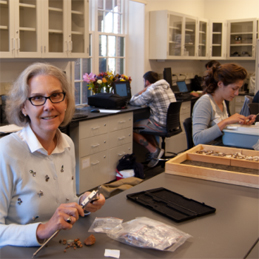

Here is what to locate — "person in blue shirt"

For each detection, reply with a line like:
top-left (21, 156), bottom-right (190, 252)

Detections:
top-left (0, 63), bottom-right (105, 247)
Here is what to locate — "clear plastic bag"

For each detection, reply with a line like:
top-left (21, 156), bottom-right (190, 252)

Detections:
top-left (106, 217), bottom-right (191, 252)
top-left (88, 217), bottom-right (123, 233)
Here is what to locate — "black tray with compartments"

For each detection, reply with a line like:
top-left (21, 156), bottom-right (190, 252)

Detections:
top-left (127, 187), bottom-right (216, 222)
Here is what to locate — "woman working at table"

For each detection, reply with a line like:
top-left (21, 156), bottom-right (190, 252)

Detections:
top-left (192, 63), bottom-right (256, 146)
top-left (0, 63), bottom-right (105, 247)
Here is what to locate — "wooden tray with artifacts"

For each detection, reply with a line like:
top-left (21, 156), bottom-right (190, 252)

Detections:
top-left (165, 145), bottom-right (259, 188)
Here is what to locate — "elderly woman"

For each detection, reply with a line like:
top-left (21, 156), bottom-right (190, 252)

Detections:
top-left (0, 63), bottom-right (105, 247)
top-left (192, 63), bottom-right (256, 145)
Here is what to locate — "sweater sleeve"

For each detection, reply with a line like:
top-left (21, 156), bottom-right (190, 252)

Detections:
top-left (129, 88), bottom-right (153, 106)
top-left (192, 96), bottom-right (223, 145)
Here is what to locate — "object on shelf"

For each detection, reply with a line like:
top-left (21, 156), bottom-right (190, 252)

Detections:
top-left (234, 35), bottom-right (242, 44)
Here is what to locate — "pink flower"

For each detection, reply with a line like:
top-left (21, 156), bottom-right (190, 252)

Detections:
top-left (83, 72), bottom-right (96, 83)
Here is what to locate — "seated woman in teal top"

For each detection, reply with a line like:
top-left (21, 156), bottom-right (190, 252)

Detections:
top-left (192, 63), bottom-right (256, 145)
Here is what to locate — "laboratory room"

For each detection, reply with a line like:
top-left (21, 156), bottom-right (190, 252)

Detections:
top-left (0, 0), bottom-right (258, 258)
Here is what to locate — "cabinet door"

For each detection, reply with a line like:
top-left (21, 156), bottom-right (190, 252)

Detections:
top-left (0, 0), bottom-right (14, 57)
top-left (184, 15), bottom-right (197, 58)
top-left (67, 0), bottom-right (89, 58)
top-left (227, 18), bottom-right (257, 60)
top-left (197, 19), bottom-right (208, 59)
top-left (209, 20), bottom-right (226, 59)
top-left (14, 0), bottom-right (41, 58)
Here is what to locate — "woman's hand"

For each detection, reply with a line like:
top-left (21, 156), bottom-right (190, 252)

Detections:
top-left (79, 192), bottom-right (105, 213)
top-left (36, 202), bottom-right (84, 241)
top-left (243, 114), bottom-right (256, 125)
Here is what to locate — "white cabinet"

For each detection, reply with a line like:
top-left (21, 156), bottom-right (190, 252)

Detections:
top-left (209, 20), bottom-right (226, 59)
top-left (0, 0), bottom-right (89, 58)
top-left (149, 10), bottom-right (198, 60)
top-left (70, 113), bottom-right (133, 194)
top-left (197, 18), bottom-right (209, 59)
top-left (227, 18), bottom-right (258, 60)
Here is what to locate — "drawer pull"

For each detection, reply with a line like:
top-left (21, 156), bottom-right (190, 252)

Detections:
top-left (91, 160), bottom-right (100, 165)
top-left (119, 120), bottom-right (126, 124)
top-left (91, 126), bottom-right (100, 130)
top-left (118, 136), bottom-right (125, 140)
top-left (118, 152), bottom-right (126, 156)
top-left (91, 143), bottom-right (100, 148)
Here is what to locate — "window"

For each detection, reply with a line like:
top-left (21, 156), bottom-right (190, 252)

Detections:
top-left (74, 0), bottom-right (126, 105)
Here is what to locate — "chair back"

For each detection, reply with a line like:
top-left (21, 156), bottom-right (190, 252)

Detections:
top-left (165, 101), bottom-right (182, 137)
top-left (183, 117), bottom-right (194, 149)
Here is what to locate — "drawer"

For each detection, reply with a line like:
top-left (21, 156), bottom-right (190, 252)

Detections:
top-left (79, 134), bottom-right (108, 157)
top-left (108, 127), bottom-right (132, 149)
top-left (108, 143), bottom-right (133, 173)
top-left (109, 112), bottom-right (133, 132)
top-left (79, 118), bottom-right (108, 139)
top-left (77, 151), bottom-right (109, 193)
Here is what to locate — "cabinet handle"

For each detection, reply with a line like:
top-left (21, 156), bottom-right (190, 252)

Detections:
top-left (66, 41), bottom-right (69, 52)
top-left (17, 38), bottom-right (20, 50)
top-left (91, 160), bottom-right (100, 166)
top-left (118, 152), bottom-right (126, 157)
top-left (91, 143), bottom-right (100, 148)
top-left (91, 126), bottom-right (100, 130)
top-left (119, 120), bottom-right (126, 124)
top-left (118, 136), bottom-right (125, 140)
top-left (12, 38), bottom-right (15, 51)
top-left (70, 41), bottom-right (73, 52)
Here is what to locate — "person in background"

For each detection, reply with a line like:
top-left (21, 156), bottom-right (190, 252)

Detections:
top-left (205, 60), bottom-right (221, 70)
top-left (129, 71), bottom-right (176, 168)
top-left (0, 63), bottom-right (105, 247)
top-left (192, 63), bottom-right (256, 146)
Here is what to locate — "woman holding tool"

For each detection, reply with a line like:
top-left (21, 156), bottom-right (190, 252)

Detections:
top-left (192, 63), bottom-right (256, 145)
top-left (0, 63), bottom-right (105, 247)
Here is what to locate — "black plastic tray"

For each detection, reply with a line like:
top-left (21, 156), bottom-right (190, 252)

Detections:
top-left (127, 187), bottom-right (216, 222)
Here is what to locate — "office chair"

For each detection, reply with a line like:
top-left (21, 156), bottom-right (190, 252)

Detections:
top-left (183, 117), bottom-right (194, 149)
top-left (249, 103), bottom-right (259, 121)
top-left (138, 101), bottom-right (182, 167)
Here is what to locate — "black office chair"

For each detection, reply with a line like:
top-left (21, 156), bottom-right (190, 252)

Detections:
top-left (249, 103), bottom-right (259, 121)
top-left (138, 101), bottom-right (182, 167)
top-left (183, 117), bottom-right (194, 149)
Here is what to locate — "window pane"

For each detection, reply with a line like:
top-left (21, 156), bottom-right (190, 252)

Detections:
top-left (108, 35), bottom-right (116, 56)
top-left (116, 36), bottom-right (124, 56)
top-left (82, 81), bottom-right (89, 103)
top-left (99, 35), bottom-right (107, 56)
top-left (99, 58), bottom-right (107, 72)
top-left (105, 0), bottom-right (113, 11)
top-left (98, 0), bottom-right (104, 9)
top-left (104, 11), bottom-right (113, 33)
top-left (116, 58), bottom-right (124, 74)
top-left (74, 59), bottom-right (81, 80)
top-left (107, 58), bottom-right (115, 72)
top-left (74, 82), bottom-right (80, 104)
top-left (114, 0), bottom-right (122, 13)
top-left (114, 13), bottom-right (122, 34)
top-left (98, 11), bottom-right (104, 32)
top-left (82, 58), bottom-right (91, 74)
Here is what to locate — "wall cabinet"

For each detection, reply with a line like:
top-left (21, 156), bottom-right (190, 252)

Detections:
top-left (227, 18), bottom-right (258, 60)
top-left (70, 113), bottom-right (133, 194)
top-left (0, 0), bottom-right (89, 58)
top-left (149, 10), bottom-right (258, 61)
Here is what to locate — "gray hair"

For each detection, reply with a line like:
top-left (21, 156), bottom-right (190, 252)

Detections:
top-left (5, 62), bottom-right (75, 127)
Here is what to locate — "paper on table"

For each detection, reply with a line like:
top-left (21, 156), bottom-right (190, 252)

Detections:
top-left (99, 109), bottom-right (120, 113)
top-left (104, 249), bottom-right (120, 258)
top-left (0, 124), bottom-right (23, 133)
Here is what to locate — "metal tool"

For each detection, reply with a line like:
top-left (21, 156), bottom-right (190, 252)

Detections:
top-left (32, 188), bottom-right (100, 257)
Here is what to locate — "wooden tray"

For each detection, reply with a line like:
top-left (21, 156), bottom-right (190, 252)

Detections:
top-left (165, 145), bottom-right (259, 188)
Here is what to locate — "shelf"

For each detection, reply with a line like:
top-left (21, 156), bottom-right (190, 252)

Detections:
top-left (185, 29), bottom-right (194, 32)
top-left (199, 31), bottom-right (206, 34)
top-left (169, 41), bottom-right (177, 44)
top-left (72, 31), bottom-right (83, 35)
top-left (169, 26), bottom-right (181, 30)
top-left (230, 32), bottom-right (253, 35)
top-left (19, 3), bottom-right (36, 9)
top-left (49, 29), bottom-right (63, 34)
top-left (49, 7), bottom-right (63, 12)
top-left (71, 10), bottom-right (84, 15)
top-left (213, 32), bottom-right (222, 34)
top-left (0, 0), bottom-right (8, 5)
top-left (212, 44), bottom-right (221, 46)
top-left (230, 43), bottom-right (253, 46)
top-left (19, 27), bottom-right (36, 32)
top-left (0, 25), bottom-right (8, 30)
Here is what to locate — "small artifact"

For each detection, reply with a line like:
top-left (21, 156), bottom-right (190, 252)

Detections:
top-left (84, 234), bottom-right (96, 246)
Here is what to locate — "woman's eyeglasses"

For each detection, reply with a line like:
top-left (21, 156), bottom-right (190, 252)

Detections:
top-left (28, 92), bottom-right (66, 106)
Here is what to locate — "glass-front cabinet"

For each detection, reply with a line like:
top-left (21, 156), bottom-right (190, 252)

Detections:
top-left (227, 18), bottom-right (258, 60)
top-left (197, 19), bottom-right (208, 59)
top-left (209, 20), bottom-right (226, 59)
top-left (0, 0), bottom-right (41, 58)
top-left (184, 16), bottom-right (196, 58)
top-left (0, 0), bottom-right (89, 58)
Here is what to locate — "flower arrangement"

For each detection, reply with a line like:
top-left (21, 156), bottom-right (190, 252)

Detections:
top-left (83, 71), bottom-right (132, 94)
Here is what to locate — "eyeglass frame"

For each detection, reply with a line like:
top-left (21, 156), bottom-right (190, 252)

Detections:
top-left (27, 92), bottom-right (66, 106)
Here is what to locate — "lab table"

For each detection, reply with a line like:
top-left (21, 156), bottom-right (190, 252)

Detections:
top-left (1, 172), bottom-right (258, 258)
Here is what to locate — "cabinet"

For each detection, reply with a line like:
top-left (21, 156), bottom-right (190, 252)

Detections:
top-left (209, 20), bottom-right (226, 59)
top-left (0, 0), bottom-right (89, 58)
top-left (197, 18), bottom-right (209, 59)
top-left (149, 10), bottom-right (198, 60)
top-left (165, 101), bottom-right (191, 153)
top-left (70, 113), bottom-right (133, 194)
top-left (227, 18), bottom-right (258, 60)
